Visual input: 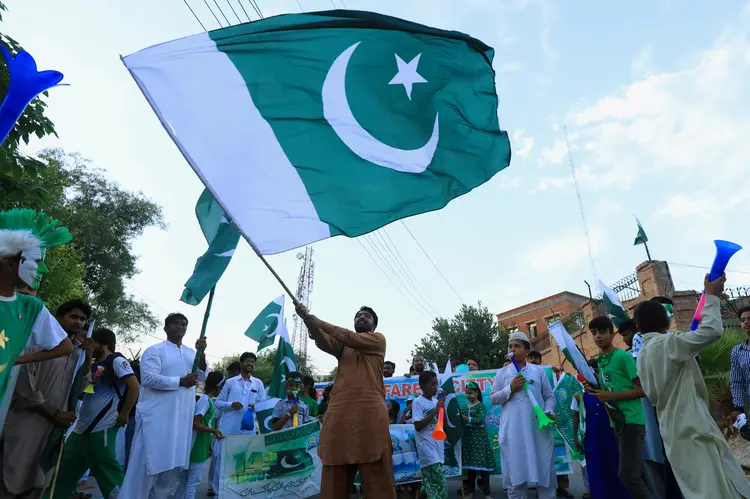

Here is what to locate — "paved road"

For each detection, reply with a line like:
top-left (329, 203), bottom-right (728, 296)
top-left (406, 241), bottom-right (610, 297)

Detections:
top-left (78, 462), bottom-right (589, 498)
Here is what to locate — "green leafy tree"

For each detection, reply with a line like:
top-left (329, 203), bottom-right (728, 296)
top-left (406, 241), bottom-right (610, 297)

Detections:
top-left (0, 3), bottom-right (162, 339)
top-left (37, 245), bottom-right (86, 313)
top-left (0, 149), bottom-right (165, 342)
top-left (411, 302), bottom-right (508, 371)
top-left (212, 354), bottom-right (241, 377)
top-left (700, 327), bottom-right (745, 423)
top-left (0, 1), bottom-right (60, 205)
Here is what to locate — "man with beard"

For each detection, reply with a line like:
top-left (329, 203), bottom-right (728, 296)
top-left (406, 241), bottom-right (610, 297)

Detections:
top-left (383, 361), bottom-right (395, 378)
top-left (296, 303), bottom-right (395, 499)
top-left (47, 328), bottom-right (140, 499)
top-left (119, 313), bottom-right (207, 499)
top-left (405, 355), bottom-right (427, 377)
top-left (1, 299), bottom-right (90, 499)
top-left (211, 352), bottom-right (266, 493)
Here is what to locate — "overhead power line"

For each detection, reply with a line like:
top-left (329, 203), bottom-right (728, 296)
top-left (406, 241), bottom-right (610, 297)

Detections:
top-left (234, 0), bottom-right (252, 22)
top-left (182, 0), bottom-right (207, 30)
top-left (357, 239), bottom-right (433, 321)
top-left (248, 0), bottom-right (264, 18)
top-left (212, 0), bottom-right (231, 25)
top-left (224, 0), bottom-right (242, 23)
top-left (362, 234), bottom-right (437, 318)
top-left (374, 229), bottom-right (439, 313)
top-left (400, 221), bottom-right (465, 304)
top-left (202, 0), bottom-right (222, 27)
top-left (668, 262), bottom-right (750, 276)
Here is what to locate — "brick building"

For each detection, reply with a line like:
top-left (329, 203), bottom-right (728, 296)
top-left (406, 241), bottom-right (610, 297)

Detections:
top-left (496, 291), bottom-right (589, 353)
top-left (497, 260), bottom-right (702, 370)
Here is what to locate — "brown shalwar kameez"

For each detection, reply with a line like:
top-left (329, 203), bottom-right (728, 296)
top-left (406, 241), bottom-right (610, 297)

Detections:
top-left (310, 321), bottom-right (396, 499)
top-left (0, 343), bottom-right (82, 499)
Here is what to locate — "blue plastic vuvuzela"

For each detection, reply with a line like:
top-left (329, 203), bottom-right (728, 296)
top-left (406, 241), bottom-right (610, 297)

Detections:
top-left (690, 240), bottom-right (743, 331)
top-left (709, 240), bottom-right (743, 281)
top-left (0, 47), bottom-right (64, 146)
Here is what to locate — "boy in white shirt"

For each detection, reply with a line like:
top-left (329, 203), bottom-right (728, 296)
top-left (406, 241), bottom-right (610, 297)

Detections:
top-left (412, 371), bottom-right (446, 499)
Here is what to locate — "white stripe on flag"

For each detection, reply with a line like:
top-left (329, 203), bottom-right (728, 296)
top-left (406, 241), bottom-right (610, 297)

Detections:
top-left (123, 33), bottom-right (330, 254)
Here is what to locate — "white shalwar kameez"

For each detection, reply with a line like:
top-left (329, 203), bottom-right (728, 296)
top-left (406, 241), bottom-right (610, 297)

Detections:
top-left (119, 340), bottom-right (207, 499)
top-left (212, 374), bottom-right (266, 491)
top-left (491, 363), bottom-right (557, 499)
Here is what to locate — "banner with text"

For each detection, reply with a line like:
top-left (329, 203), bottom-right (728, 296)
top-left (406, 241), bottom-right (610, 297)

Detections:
top-left (315, 367), bottom-right (572, 476)
top-left (220, 420), bottom-right (322, 498)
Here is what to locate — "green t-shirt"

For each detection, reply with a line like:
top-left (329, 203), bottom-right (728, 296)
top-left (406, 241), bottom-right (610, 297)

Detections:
top-left (597, 348), bottom-right (646, 426)
top-left (300, 395), bottom-right (319, 417)
top-left (190, 395), bottom-right (215, 463)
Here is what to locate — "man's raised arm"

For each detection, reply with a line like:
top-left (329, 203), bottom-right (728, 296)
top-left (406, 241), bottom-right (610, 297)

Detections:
top-left (304, 317), bottom-right (343, 358)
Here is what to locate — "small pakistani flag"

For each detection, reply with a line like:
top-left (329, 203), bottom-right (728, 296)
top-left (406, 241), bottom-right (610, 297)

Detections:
top-left (180, 189), bottom-right (241, 305)
top-left (245, 295), bottom-right (285, 351)
top-left (440, 361), bottom-right (463, 467)
top-left (255, 397), bottom-right (281, 435)
top-left (548, 321), bottom-right (598, 387)
top-left (599, 279), bottom-right (630, 329)
top-left (633, 216), bottom-right (648, 246)
top-left (123, 10), bottom-right (511, 255)
top-left (268, 319), bottom-right (297, 399)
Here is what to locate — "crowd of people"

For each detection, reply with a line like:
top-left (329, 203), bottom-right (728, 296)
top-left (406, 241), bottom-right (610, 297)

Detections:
top-left (2, 210), bottom-right (750, 499)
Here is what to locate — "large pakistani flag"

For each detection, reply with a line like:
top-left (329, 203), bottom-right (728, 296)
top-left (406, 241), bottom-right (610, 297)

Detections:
top-left (599, 279), bottom-right (630, 328)
top-left (244, 295), bottom-right (285, 351)
top-left (123, 10), bottom-right (511, 255)
top-left (181, 189), bottom-right (241, 305)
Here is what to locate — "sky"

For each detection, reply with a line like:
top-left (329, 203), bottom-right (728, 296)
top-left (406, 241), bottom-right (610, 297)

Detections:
top-left (5, 0), bottom-right (750, 375)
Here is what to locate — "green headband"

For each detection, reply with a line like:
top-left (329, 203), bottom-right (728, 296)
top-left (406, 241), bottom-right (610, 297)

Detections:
top-left (466, 381), bottom-right (480, 391)
top-left (663, 303), bottom-right (674, 321)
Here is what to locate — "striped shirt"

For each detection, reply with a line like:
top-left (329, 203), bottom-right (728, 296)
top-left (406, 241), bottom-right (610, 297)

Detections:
top-left (631, 333), bottom-right (644, 358)
top-left (730, 341), bottom-right (750, 411)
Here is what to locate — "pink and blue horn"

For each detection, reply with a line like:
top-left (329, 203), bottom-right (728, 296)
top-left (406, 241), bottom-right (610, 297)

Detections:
top-left (690, 240), bottom-right (743, 331)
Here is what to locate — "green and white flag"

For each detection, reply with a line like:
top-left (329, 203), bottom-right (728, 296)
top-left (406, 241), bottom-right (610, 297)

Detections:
top-left (255, 319), bottom-right (297, 433)
top-left (599, 279), bottom-right (630, 328)
top-left (548, 321), bottom-right (598, 387)
top-left (123, 10), bottom-right (511, 255)
top-left (244, 295), bottom-right (284, 351)
top-left (440, 361), bottom-right (463, 467)
top-left (633, 216), bottom-right (648, 246)
top-left (254, 397), bottom-right (281, 435)
top-left (181, 189), bottom-right (241, 305)
top-left (268, 319), bottom-right (297, 399)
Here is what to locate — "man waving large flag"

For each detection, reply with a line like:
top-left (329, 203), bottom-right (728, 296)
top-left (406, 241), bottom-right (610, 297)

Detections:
top-left (123, 9), bottom-right (511, 254)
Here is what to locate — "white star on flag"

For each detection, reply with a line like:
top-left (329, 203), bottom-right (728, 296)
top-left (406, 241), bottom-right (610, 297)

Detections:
top-left (388, 53), bottom-right (427, 100)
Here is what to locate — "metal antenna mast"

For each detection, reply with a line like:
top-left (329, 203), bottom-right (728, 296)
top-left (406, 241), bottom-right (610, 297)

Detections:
top-left (292, 246), bottom-right (315, 363)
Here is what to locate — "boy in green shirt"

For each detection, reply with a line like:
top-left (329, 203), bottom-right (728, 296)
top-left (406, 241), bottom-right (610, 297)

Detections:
top-left (301, 375), bottom-right (320, 418)
top-left (587, 315), bottom-right (652, 499)
top-left (174, 371), bottom-right (225, 499)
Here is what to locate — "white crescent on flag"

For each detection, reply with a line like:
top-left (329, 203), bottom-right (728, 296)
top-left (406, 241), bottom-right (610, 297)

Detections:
top-left (322, 42), bottom-right (439, 174)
